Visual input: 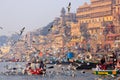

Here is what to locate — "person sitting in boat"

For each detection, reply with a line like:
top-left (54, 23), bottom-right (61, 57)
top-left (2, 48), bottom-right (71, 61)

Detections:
top-left (24, 62), bottom-right (32, 74)
top-left (100, 56), bottom-right (105, 64)
top-left (112, 52), bottom-right (117, 69)
top-left (31, 62), bottom-right (36, 70)
top-left (39, 61), bottom-right (46, 71)
top-left (99, 56), bottom-right (106, 70)
top-left (95, 64), bottom-right (101, 70)
top-left (35, 60), bottom-right (40, 69)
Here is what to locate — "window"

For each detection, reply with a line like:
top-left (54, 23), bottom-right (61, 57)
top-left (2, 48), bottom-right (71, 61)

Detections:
top-left (91, 30), bottom-right (93, 34)
top-left (113, 0), bottom-right (116, 4)
top-left (96, 29), bottom-right (98, 33)
top-left (89, 20), bottom-right (91, 23)
top-left (107, 36), bottom-right (114, 41)
top-left (96, 18), bottom-right (99, 22)
top-left (117, 0), bottom-right (119, 4)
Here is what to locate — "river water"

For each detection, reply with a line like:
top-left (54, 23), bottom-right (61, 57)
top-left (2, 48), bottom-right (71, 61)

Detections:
top-left (0, 62), bottom-right (119, 80)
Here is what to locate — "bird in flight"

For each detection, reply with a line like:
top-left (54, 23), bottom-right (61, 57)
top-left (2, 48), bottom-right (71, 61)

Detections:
top-left (48, 25), bottom-right (53, 32)
top-left (67, 2), bottom-right (71, 13)
top-left (20, 27), bottom-right (25, 35)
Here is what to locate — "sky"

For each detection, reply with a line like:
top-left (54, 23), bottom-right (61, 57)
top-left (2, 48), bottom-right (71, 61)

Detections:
top-left (0, 0), bottom-right (90, 36)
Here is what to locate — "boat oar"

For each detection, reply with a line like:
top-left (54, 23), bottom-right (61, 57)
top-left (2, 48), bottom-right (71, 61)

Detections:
top-left (46, 66), bottom-right (54, 69)
top-left (48, 66), bottom-right (54, 69)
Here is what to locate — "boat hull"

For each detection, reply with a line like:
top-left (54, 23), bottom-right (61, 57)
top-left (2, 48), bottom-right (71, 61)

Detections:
top-left (93, 70), bottom-right (118, 75)
top-left (26, 69), bottom-right (46, 75)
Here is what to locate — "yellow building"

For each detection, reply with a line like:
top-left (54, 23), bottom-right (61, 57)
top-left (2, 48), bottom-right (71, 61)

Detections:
top-left (0, 46), bottom-right (10, 54)
top-left (51, 34), bottom-right (64, 49)
top-left (77, 0), bottom-right (120, 34)
top-left (70, 0), bottom-right (120, 50)
top-left (69, 22), bottom-right (82, 46)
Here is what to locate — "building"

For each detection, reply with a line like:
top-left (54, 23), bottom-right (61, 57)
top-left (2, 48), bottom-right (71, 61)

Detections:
top-left (70, 0), bottom-right (120, 51)
top-left (46, 8), bottom-right (77, 49)
top-left (69, 22), bottom-right (81, 46)
top-left (0, 46), bottom-right (10, 54)
top-left (60, 7), bottom-right (76, 26)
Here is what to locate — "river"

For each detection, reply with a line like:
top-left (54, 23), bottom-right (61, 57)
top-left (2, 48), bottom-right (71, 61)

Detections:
top-left (0, 62), bottom-right (119, 80)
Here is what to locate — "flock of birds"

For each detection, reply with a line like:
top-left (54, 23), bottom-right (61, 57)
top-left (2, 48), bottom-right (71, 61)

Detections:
top-left (0, 26), bottom-right (25, 35)
top-left (2, 62), bottom-right (85, 77)
top-left (3, 63), bottom-right (119, 80)
top-left (0, 26), bottom-right (25, 41)
top-left (0, 1), bottom-right (72, 45)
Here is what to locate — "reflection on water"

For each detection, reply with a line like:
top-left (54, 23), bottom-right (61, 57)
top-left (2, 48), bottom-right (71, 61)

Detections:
top-left (0, 73), bottom-right (97, 80)
top-left (0, 62), bottom-right (118, 80)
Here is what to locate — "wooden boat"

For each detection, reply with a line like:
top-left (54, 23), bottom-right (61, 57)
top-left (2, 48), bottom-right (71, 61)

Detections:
top-left (26, 68), bottom-right (46, 75)
top-left (77, 63), bottom-right (97, 70)
top-left (72, 60), bottom-right (97, 70)
top-left (92, 69), bottom-right (118, 75)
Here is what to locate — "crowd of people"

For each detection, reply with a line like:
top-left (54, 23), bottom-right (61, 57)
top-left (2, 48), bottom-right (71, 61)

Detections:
top-left (24, 61), bottom-right (46, 75)
top-left (95, 51), bottom-right (118, 70)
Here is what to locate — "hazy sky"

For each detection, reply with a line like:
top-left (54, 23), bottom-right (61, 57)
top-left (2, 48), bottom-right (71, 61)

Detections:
top-left (0, 0), bottom-right (90, 36)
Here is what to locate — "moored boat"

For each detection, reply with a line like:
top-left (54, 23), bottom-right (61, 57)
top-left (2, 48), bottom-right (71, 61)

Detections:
top-left (92, 69), bottom-right (118, 75)
top-left (72, 60), bottom-right (97, 70)
top-left (25, 68), bottom-right (46, 75)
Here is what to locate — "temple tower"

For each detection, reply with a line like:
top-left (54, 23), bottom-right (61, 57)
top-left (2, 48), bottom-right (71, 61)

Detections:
top-left (60, 7), bottom-right (66, 26)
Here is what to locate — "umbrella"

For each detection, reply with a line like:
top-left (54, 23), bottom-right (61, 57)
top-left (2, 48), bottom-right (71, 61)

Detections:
top-left (67, 52), bottom-right (74, 59)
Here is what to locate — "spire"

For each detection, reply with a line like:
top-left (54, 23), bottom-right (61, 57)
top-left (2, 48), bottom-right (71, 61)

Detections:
top-left (61, 7), bottom-right (66, 17)
top-left (60, 7), bottom-right (66, 26)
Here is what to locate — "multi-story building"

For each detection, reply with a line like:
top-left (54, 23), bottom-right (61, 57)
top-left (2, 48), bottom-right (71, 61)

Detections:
top-left (60, 7), bottom-right (76, 26)
top-left (47, 8), bottom-right (76, 49)
top-left (0, 46), bottom-right (10, 54)
top-left (51, 34), bottom-right (64, 49)
top-left (69, 22), bottom-right (81, 46)
top-left (70, 0), bottom-right (120, 51)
